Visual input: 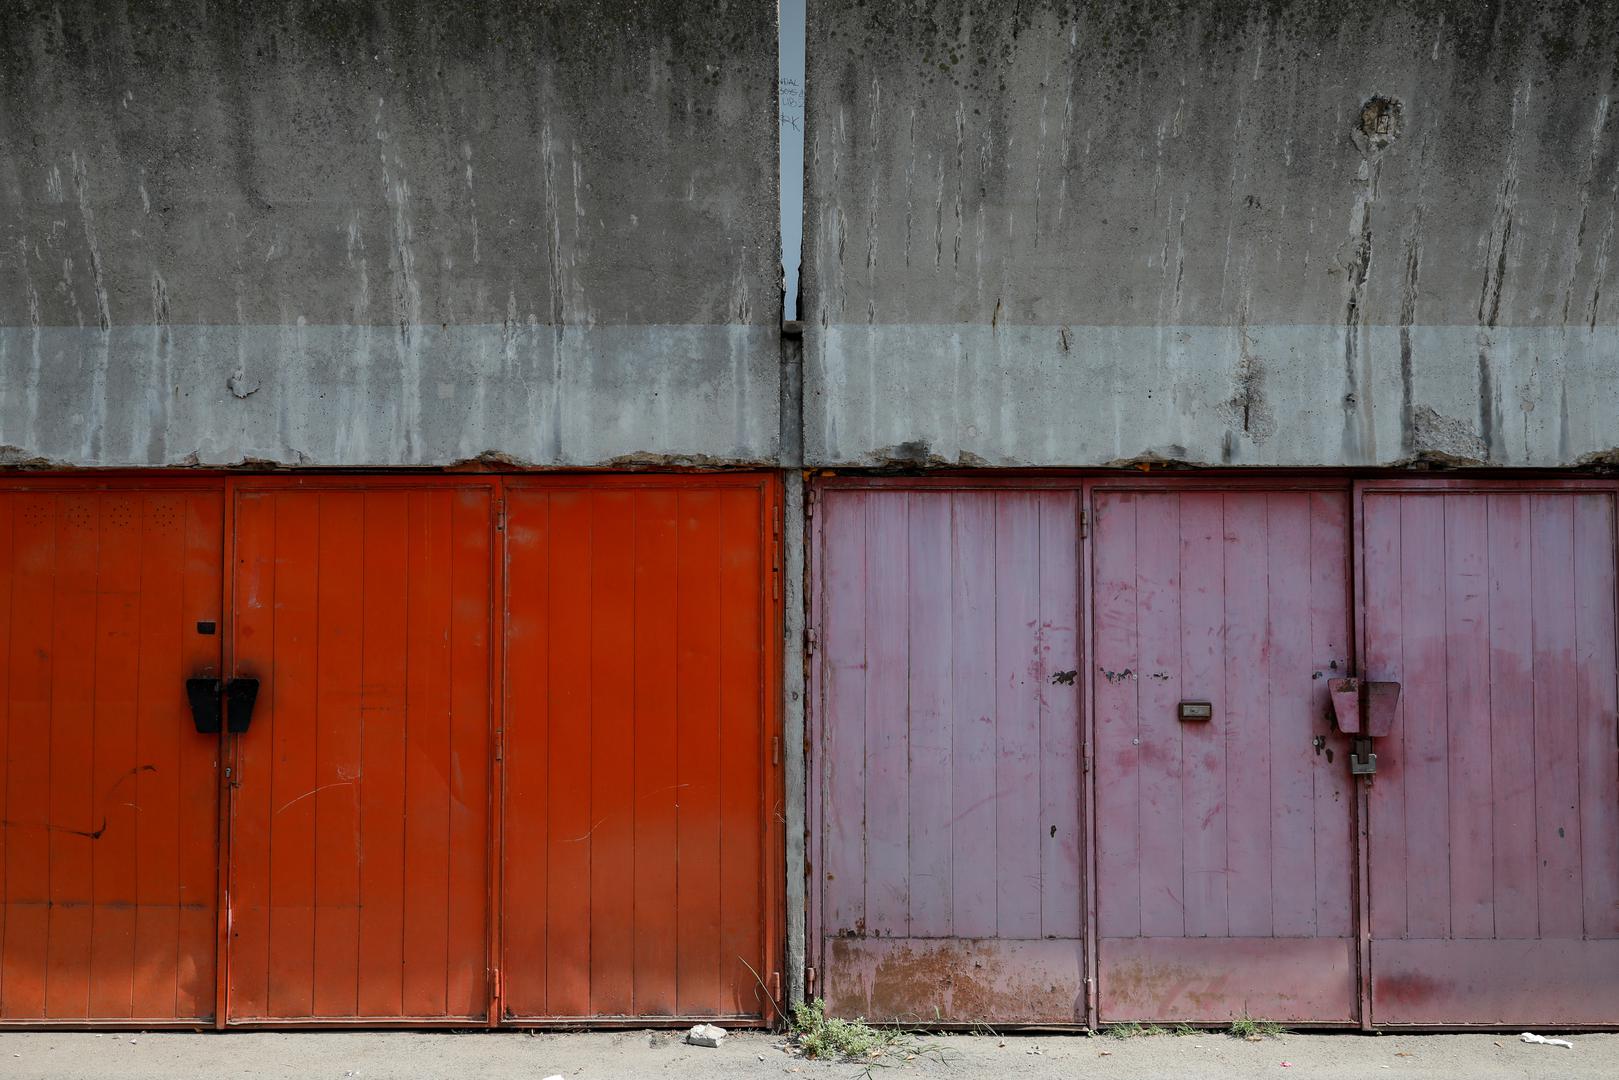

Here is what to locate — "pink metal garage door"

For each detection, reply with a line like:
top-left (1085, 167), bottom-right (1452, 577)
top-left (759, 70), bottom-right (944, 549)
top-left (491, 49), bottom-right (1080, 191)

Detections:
top-left (812, 485), bottom-right (1083, 1024)
top-left (1358, 483), bottom-right (1619, 1025)
top-left (1091, 486), bottom-right (1358, 1023)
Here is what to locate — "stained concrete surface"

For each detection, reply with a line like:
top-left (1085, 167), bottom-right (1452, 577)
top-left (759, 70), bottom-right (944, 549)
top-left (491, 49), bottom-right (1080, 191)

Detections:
top-left (804, 0), bottom-right (1619, 467)
top-left (0, 0), bottom-right (781, 467)
top-left (3, 1030), bottom-right (1616, 1079)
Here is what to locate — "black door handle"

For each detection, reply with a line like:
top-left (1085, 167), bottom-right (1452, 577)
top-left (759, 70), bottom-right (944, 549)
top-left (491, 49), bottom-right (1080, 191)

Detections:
top-left (186, 678), bottom-right (222, 734)
top-left (226, 678), bottom-right (260, 734)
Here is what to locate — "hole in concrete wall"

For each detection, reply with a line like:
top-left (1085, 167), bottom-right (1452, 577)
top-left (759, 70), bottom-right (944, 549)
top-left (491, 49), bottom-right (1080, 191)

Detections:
top-left (1358, 96), bottom-right (1403, 152)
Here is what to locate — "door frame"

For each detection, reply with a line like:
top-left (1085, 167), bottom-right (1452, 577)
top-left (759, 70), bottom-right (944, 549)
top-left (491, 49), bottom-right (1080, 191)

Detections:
top-left (1350, 475), bottom-right (1619, 1030)
top-left (808, 473), bottom-right (1366, 1029)
top-left (810, 471), bottom-right (1619, 1029)
top-left (0, 474), bottom-right (228, 1029)
top-left (220, 474), bottom-right (504, 1028)
top-left (806, 474), bottom-right (1090, 1024)
top-left (498, 471), bottom-right (786, 1025)
top-left (0, 469), bottom-right (787, 1029)
top-left (1086, 475), bottom-right (1359, 1028)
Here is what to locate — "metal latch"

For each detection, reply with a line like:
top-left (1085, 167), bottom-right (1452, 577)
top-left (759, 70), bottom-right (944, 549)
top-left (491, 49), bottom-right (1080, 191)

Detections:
top-left (186, 676), bottom-right (261, 736)
top-left (1349, 736), bottom-right (1377, 776)
top-left (1328, 677), bottom-right (1400, 779)
top-left (1327, 677), bottom-right (1401, 736)
top-left (186, 677), bottom-right (222, 734)
top-left (226, 677), bottom-right (261, 733)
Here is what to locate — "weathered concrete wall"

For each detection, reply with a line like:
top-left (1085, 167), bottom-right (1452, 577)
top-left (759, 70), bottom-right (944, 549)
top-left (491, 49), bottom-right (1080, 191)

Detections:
top-left (0, 0), bottom-right (779, 467)
top-left (803, 0), bottom-right (1619, 467)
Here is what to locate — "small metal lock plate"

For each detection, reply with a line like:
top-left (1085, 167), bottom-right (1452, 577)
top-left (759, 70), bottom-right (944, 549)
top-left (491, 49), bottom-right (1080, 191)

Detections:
top-left (1349, 737), bottom-right (1377, 776)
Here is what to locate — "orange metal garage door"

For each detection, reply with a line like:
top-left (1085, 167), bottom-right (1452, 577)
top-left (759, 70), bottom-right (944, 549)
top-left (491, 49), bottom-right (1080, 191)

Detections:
top-left (226, 480), bottom-right (496, 1023)
top-left (0, 473), bottom-right (780, 1028)
top-left (0, 485), bottom-right (223, 1023)
top-left (501, 475), bottom-right (783, 1023)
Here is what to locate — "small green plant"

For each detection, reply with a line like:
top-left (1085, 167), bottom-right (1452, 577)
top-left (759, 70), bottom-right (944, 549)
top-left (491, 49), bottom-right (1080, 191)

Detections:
top-left (789, 999), bottom-right (951, 1076)
top-left (1172, 1022), bottom-right (1199, 1036)
top-left (791, 998), bottom-right (890, 1059)
top-left (1107, 1021), bottom-right (1172, 1038)
top-left (1229, 1015), bottom-right (1287, 1039)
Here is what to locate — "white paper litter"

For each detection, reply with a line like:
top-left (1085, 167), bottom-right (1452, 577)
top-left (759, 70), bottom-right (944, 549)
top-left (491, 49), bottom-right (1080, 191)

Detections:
top-left (1520, 1033), bottom-right (1573, 1049)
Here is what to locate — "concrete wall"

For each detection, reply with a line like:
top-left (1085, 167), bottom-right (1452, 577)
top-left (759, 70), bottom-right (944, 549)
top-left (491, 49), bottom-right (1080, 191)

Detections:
top-left (0, 0), bottom-right (780, 468)
top-left (803, 0), bottom-right (1619, 468)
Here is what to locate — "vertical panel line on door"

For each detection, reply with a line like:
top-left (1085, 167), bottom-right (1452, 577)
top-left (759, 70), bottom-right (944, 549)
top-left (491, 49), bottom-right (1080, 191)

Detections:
top-left (216, 479), bottom-right (238, 1031)
top-left (487, 480), bottom-right (507, 1026)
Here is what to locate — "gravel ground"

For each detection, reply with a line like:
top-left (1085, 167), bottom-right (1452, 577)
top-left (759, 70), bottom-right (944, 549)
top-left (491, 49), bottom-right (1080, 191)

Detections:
top-left (2, 1028), bottom-right (1614, 1080)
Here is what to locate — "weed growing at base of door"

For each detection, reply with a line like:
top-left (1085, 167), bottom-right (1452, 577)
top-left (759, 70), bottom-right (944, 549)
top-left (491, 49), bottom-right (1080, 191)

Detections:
top-left (789, 999), bottom-right (949, 1073)
top-left (1229, 1016), bottom-right (1288, 1039)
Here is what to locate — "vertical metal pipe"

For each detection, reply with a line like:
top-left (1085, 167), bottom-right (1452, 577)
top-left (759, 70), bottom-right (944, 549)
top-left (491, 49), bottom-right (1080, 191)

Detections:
top-left (780, 315), bottom-right (807, 1007)
top-left (780, 0), bottom-right (809, 1007)
top-left (782, 470), bottom-right (807, 1009)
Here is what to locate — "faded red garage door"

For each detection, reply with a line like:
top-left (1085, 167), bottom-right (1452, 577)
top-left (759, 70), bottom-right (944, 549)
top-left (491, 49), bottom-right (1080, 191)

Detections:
top-left (0, 485), bottom-right (223, 1023)
top-left (227, 480), bottom-right (495, 1023)
top-left (0, 473), bottom-right (782, 1027)
top-left (812, 484), bottom-right (1084, 1024)
top-left (1091, 485), bottom-right (1358, 1024)
top-left (501, 476), bottom-right (782, 1022)
top-left (1359, 481), bottom-right (1619, 1026)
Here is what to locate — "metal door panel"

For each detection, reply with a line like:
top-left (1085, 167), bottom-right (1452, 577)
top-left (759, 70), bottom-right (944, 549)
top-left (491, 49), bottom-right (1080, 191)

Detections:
top-left (1101, 937), bottom-right (1356, 1021)
top-left (1372, 939), bottom-right (1619, 1025)
top-left (1092, 487), bottom-right (1357, 1024)
top-left (824, 938), bottom-right (1084, 1025)
top-left (500, 476), bottom-right (780, 1022)
top-left (813, 487), bottom-right (1083, 1024)
top-left (0, 488), bottom-right (222, 1022)
top-left (227, 484), bottom-right (493, 1022)
top-left (1359, 485), bottom-right (1619, 1025)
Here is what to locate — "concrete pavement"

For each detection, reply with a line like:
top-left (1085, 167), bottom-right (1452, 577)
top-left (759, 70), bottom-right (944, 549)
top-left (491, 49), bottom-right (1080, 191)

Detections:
top-left (3, 1028), bottom-right (1614, 1079)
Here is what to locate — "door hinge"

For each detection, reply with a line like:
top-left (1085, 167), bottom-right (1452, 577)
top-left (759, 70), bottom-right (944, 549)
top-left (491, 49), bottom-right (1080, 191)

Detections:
top-left (806, 966), bottom-right (817, 996)
top-left (773, 735), bottom-right (781, 766)
top-left (492, 967), bottom-right (502, 1000)
top-left (494, 728), bottom-right (503, 761)
top-left (495, 499), bottom-right (507, 532)
top-left (1079, 508), bottom-right (1088, 539)
top-left (770, 970), bottom-right (782, 1012)
top-left (806, 626), bottom-right (818, 652)
top-left (1084, 975), bottom-right (1095, 1014)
